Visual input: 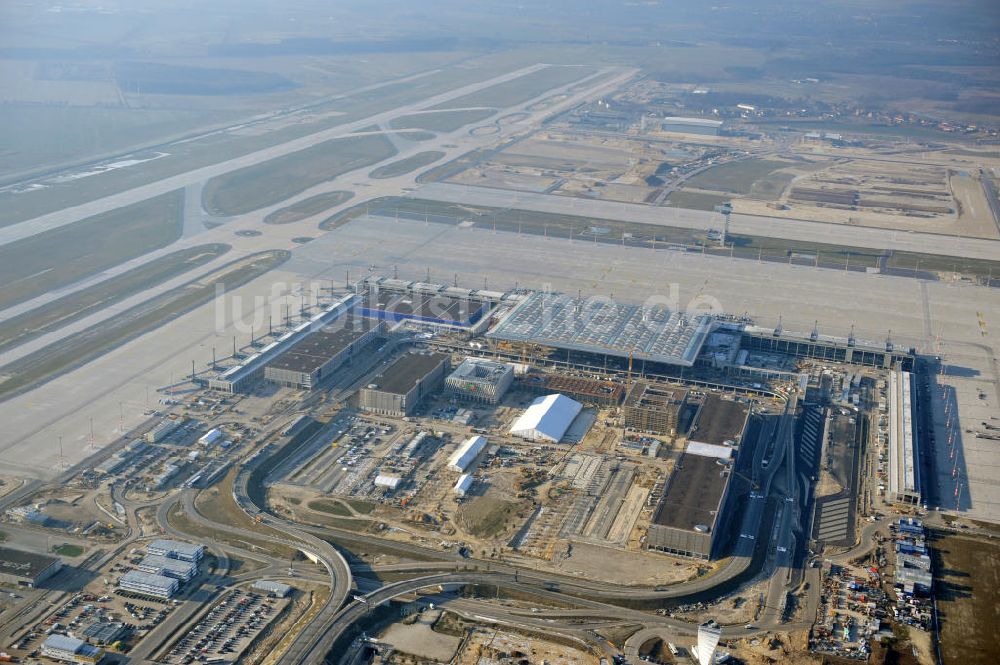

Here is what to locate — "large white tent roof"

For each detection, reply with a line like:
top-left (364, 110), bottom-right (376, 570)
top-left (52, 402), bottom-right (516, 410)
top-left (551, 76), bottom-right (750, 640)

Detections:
top-left (509, 393), bottom-right (582, 443)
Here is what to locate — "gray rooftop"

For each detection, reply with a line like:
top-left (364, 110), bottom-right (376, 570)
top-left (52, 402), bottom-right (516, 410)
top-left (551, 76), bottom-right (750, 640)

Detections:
top-left (367, 353), bottom-right (448, 395)
top-left (266, 316), bottom-right (380, 374)
top-left (488, 292), bottom-right (712, 366)
top-left (0, 546), bottom-right (60, 578)
top-left (653, 452), bottom-right (731, 532)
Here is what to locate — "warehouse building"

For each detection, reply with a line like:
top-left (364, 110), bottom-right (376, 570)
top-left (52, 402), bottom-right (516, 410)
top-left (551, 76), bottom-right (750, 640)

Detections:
top-left (509, 394), bottom-right (583, 443)
top-left (534, 375), bottom-right (625, 407)
top-left (454, 474), bottom-right (474, 496)
top-left (888, 369), bottom-right (922, 506)
top-left (0, 547), bottom-right (62, 588)
top-left (374, 474), bottom-right (402, 492)
top-left (448, 435), bottom-right (488, 472)
top-left (41, 634), bottom-right (105, 664)
top-left (137, 554), bottom-right (198, 582)
top-left (647, 442), bottom-right (736, 559)
top-left (688, 394), bottom-right (751, 447)
top-left (145, 419), bottom-right (180, 443)
top-left (119, 569), bottom-right (179, 599)
top-left (265, 316), bottom-right (385, 390)
top-left (445, 357), bottom-right (514, 404)
top-left (147, 539), bottom-right (205, 563)
top-left (359, 352), bottom-right (449, 417)
top-left (623, 381), bottom-right (689, 434)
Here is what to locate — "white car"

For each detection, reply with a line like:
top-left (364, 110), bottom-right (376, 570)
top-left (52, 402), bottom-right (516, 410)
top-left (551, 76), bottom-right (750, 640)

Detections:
top-left (776, 546), bottom-right (788, 553)
top-left (740, 533), bottom-right (755, 540)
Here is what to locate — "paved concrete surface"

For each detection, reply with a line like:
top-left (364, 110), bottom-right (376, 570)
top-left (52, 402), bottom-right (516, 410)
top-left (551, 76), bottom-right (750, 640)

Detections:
top-left (414, 181), bottom-right (1000, 261)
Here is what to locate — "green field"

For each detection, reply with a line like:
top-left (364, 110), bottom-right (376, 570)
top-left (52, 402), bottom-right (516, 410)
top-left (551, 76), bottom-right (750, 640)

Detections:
top-left (665, 191), bottom-right (729, 211)
top-left (0, 250), bottom-right (289, 401)
top-left (390, 109), bottom-right (497, 132)
top-left (0, 190), bottom-right (184, 310)
top-left (202, 134), bottom-right (397, 216)
top-left (263, 191), bottom-right (354, 225)
top-left (0, 244), bottom-right (230, 355)
top-left (52, 543), bottom-right (84, 557)
top-left (369, 151), bottom-right (446, 179)
top-left (430, 66), bottom-right (596, 110)
top-left (682, 159), bottom-right (790, 196)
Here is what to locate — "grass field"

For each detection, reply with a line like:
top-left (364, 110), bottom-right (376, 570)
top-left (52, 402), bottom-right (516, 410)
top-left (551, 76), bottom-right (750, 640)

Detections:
top-left (933, 531), bottom-right (1000, 665)
top-left (0, 250), bottom-right (289, 401)
top-left (0, 243), bottom-right (230, 355)
top-left (308, 499), bottom-right (352, 517)
top-left (390, 109), bottom-right (497, 133)
top-left (369, 151), bottom-right (445, 179)
top-left (682, 159), bottom-right (789, 196)
top-left (665, 190), bottom-right (729, 211)
top-left (202, 134), bottom-right (397, 216)
top-left (456, 496), bottom-right (521, 539)
top-left (0, 189), bottom-right (184, 310)
top-left (430, 66), bottom-right (596, 110)
top-left (52, 543), bottom-right (84, 557)
top-left (263, 191), bottom-right (354, 225)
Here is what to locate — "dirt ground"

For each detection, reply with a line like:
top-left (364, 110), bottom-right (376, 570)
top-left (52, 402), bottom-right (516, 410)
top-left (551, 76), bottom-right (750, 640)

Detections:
top-left (933, 531), bottom-right (1000, 665)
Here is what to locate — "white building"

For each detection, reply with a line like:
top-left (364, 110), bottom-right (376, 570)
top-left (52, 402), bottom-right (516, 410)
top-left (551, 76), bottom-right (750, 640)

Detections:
top-left (448, 435), bottom-right (487, 473)
top-left (119, 569), bottom-right (178, 599)
top-left (374, 474), bottom-right (402, 491)
top-left (41, 634), bottom-right (105, 664)
top-left (198, 428), bottom-right (223, 447)
top-left (888, 369), bottom-right (922, 506)
top-left (454, 474), bottom-right (474, 496)
top-left (253, 580), bottom-right (292, 597)
top-left (694, 619), bottom-right (722, 665)
top-left (508, 394), bottom-right (582, 443)
top-left (137, 554), bottom-right (198, 581)
top-left (147, 539), bottom-right (205, 563)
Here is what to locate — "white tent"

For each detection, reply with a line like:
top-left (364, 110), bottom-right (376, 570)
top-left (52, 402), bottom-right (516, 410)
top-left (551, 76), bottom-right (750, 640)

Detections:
top-left (509, 394), bottom-right (582, 443)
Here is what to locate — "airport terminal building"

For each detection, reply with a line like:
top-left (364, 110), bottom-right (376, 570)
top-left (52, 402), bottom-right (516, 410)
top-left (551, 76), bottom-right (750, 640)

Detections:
top-left (264, 315), bottom-right (385, 390)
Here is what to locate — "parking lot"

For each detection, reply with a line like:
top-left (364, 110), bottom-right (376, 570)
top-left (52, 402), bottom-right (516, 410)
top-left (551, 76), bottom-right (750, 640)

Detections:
top-left (163, 587), bottom-right (287, 664)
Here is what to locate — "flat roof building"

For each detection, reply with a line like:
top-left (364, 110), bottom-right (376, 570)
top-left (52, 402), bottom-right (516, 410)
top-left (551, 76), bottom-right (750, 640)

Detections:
top-left (0, 546), bottom-right (62, 588)
top-left (41, 634), bottom-right (105, 665)
top-left (147, 539), bottom-right (205, 563)
top-left (888, 369), bottom-right (922, 506)
top-left (446, 357), bottom-right (514, 404)
top-left (623, 381), bottom-right (688, 435)
top-left (356, 283), bottom-right (489, 329)
top-left (359, 352), bottom-right (449, 417)
top-left (488, 291), bottom-right (712, 367)
top-left (253, 580), bottom-right (292, 597)
top-left (265, 316), bottom-right (385, 390)
top-left (688, 394), bottom-right (750, 446)
top-left (119, 569), bottom-right (179, 599)
top-left (82, 621), bottom-right (128, 646)
top-left (647, 442), bottom-right (736, 559)
top-left (137, 554), bottom-right (198, 581)
top-left (509, 394), bottom-right (583, 443)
